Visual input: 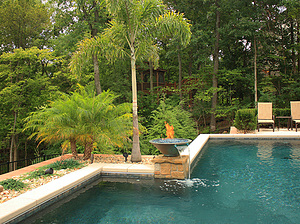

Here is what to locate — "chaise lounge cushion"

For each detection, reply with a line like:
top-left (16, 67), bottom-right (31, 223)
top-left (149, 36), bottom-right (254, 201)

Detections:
top-left (258, 119), bottom-right (274, 123)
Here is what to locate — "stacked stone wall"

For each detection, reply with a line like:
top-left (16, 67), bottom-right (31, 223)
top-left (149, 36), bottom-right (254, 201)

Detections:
top-left (152, 155), bottom-right (189, 179)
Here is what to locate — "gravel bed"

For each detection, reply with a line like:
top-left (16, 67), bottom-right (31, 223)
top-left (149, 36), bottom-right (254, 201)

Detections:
top-left (0, 155), bottom-right (155, 204)
top-left (0, 168), bottom-right (80, 204)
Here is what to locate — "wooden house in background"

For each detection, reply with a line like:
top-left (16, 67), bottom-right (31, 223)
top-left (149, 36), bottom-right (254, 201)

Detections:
top-left (137, 67), bottom-right (201, 104)
top-left (137, 68), bottom-right (168, 93)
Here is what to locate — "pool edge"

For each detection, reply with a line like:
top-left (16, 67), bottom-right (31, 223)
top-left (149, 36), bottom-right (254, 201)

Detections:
top-left (0, 163), bottom-right (155, 224)
top-left (1, 133), bottom-right (299, 223)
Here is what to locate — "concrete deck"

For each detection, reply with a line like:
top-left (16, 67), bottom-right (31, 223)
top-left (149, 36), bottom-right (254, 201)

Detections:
top-left (1, 130), bottom-right (299, 223)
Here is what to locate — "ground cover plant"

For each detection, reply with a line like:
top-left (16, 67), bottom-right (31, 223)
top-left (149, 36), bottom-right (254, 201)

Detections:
top-left (44, 158), bottom-right (85, 170)
top-left (22, 169), bottom-right (48, 180)
top-left (0, 179), bottom-right (26, 191)
top-left (0, 159), bottom-right (87, 203)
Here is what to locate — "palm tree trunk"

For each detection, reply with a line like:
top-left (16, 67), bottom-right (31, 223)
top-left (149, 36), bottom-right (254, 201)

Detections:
top-left (70, 138), bottom-right (78, 159)
top-left (130, 47), bottom-right (142, 162)
top-left (83, 140), bottom-right (93, 160)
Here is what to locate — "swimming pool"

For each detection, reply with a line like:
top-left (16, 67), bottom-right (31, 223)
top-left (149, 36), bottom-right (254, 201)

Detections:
top-left (23, 139), bottom-right (300, 224)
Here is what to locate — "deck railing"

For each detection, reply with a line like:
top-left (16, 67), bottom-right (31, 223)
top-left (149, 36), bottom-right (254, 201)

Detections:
top-left (0, 154), bottom-right (60, 175)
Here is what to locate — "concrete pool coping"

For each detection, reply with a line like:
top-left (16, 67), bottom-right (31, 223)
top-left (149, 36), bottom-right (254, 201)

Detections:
top-left (181, 132), bottom-right (300, 164)
top-left (1, 132), bottom-right (300, 223)
top-left (0, 163), bottom-right (154, 224)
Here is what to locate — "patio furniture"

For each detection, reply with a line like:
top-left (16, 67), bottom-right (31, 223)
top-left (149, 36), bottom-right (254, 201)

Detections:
top-left (257, 102), bottom-right (275, 132)
top-left (291, 101), bottom-right (300, 132)
top-left (276, 116), bottom-right (293, 131)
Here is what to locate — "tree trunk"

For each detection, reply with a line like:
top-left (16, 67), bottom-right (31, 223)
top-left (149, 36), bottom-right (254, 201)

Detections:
top-left (9, 111), bottom-right (17, 171)
top-left (178, 45), bottom-right (183, 100)
top-left (84, 1), bottom-right (101, 95)
top-left (25, 140), bottom-right (27, 166)
top-left (130, 47), bottom-right (142, 162)
top-left (9, 135), bottom-right (15, 172)
top-left (210, 0), bottom-right (220, 132)
top-left (83, 140), bottom-right (93, 160)
top-left (297, 22), bottom-right (300, 75)
top-left (149, 60), bottom-right (154, 91)
top-left (290, 20), bottom-right (296, 76)
top-left (70, 138), bottom-right (78, 159)
top-left (92, 53), bottom-right (102, 95)
top-left (188, 51), bottom-right (193, 76)
top-left (254, 36), bottom-right (258, 108)
top-left (13, 134), bottom-right (18, 170)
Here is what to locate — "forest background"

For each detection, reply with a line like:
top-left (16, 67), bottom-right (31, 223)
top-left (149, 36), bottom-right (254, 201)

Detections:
top-left (0, 0), bottom-right (299, 165)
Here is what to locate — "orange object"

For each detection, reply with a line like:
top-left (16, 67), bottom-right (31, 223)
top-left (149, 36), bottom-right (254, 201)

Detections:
top-left (165, 121), bottom-right (174, 139)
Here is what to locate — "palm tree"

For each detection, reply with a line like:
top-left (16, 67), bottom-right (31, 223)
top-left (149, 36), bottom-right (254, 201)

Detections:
top-left (101, 0), bottom-right (191, 162)
top-left (71, 0), bottom-right (191, 161)
top-left (24, 86), bottom-right (132, 160)
top-left (24, 94), bottom-right (81, 158)
top-left (73, 87), bottom-right (132, 159)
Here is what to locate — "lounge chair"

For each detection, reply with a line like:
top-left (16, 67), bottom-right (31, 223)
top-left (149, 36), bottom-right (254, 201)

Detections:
top-left (257, 102), bottom-right (275, 132)
top-left (291, 101), bottom-right (300, 132)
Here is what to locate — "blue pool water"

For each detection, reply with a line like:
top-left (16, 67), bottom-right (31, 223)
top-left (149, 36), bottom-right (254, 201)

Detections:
top-left (24, 139), bottom-right (300, 224)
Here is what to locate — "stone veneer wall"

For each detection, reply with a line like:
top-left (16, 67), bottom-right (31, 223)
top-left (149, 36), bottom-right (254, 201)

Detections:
top-left (152, 155), bottom-right (189, 179)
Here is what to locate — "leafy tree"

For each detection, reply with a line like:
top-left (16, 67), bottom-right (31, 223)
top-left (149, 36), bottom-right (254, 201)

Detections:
top-left (50, 0), bottom-right (109, 95)
top-left (0, 47), bottom-right (63, 168)
top-left (24, 86), bottom-right (132, 160)
top-left (0, 0), bottom-right (50, 52)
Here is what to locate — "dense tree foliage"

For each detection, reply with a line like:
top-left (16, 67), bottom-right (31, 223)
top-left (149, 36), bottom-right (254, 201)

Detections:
top-left (0, 47), bottom-right (73, 167)
top-left (0, 0), bottom-right (299, 165)
top-left (0, 0), bottom-right (51, 52)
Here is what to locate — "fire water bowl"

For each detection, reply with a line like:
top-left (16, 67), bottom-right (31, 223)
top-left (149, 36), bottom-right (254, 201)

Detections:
top-left (149, 138), bottom-right (192, 157)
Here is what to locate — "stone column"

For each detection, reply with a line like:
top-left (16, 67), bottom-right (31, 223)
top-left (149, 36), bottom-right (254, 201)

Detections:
top-left (152, 155), bottom-right (189, 179)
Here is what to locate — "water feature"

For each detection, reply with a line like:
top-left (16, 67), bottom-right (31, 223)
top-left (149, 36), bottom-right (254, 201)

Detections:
top-left (149, 122), bottom-right (192, 180)
top-left (150, 138), bottom-right (192, 179)
top-left (149, 121), bottom-right (191, 157)
top-left (22, 139), bottom-right (300, 223)
top-left (149, 138), bottom-right (192, 157)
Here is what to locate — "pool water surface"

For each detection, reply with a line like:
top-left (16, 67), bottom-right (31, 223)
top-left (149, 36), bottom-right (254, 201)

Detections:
top-left (23, 139), bottom-right (300, 224)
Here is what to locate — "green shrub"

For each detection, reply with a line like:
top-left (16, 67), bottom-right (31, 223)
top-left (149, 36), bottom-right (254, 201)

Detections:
top-left (0, 179), bottom-right (25, 191)
top-left (146, 99), bottom-right (197, 155)
top-left (273, 108), bottom-right (290, 117)
top-left (234, 109), bottom-right (257, 133)
top-left (45, 159), bottom-right (83, 170)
